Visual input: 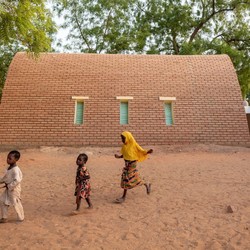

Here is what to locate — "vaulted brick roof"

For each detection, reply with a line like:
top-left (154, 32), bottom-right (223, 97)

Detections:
top-left (0, 52), bottom-right (249, 146)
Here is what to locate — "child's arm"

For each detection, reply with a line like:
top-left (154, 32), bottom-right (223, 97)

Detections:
top-left (7, 168), bottom-right (22, 190)
top-left (147, 149), bottom-right (153, 154)
top-left (0, 174), bottom-right (8, 188)
top-left (0, 183), bottom-right (7, 189)
top-left (0, 175), bottom-right (6, 184)
top-left (115, 154), bottom-right (123, 159)
top-left (79, 167), bottom-right (90, 181)
top-left (79, 175), bottom-right (90, 181)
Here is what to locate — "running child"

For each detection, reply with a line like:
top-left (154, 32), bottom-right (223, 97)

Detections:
top-left (114, 131), bottom-right (153, 203)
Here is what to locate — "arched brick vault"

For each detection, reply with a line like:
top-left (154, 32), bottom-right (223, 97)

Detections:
top-left (0, 52), bottom-right (249, 146)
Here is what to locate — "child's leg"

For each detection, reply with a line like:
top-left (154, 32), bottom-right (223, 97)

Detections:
top-left (13, 199), bottom-right (24, 221)
top-left (76, 197), bottom-right (82, 211)
top-left (85, 197), bottom-right (93, 208)
top-left (115, 189), bottom-right (127, 203)
top-left (122, 189), bottom-right (127, 199)
top-left (144, 183), bottom-right (151, 194)
top-left (0, 200), bottom-right (9, 222)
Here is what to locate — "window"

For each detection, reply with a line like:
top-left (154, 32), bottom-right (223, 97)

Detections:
top-left (120, 102), bottom-right (128, 125)
top-left (75, 101), bottom-right (84, 125)
top-left (116, 96), bottom-right (133, 125)
top-left (159, 97), bottom-right (176, 126)
top-left (72, 96), bottom-right (89, 125)
top-left (164, 102), bottom-right (173, 125)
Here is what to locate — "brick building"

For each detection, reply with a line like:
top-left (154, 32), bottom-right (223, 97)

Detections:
top-left (0, 52), bottom-right (249, 147)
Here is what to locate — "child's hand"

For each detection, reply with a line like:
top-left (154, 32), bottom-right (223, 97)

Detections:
top-left (0, 183), bottom-right (7, 189)
top-left (115, 154), bottom-right (122, 158)
top-left (147, 149), bottom-right (153, 154)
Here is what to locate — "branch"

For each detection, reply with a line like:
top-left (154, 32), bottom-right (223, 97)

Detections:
top-left (226, 38), bottom-right (250, 43)
top-left (212, 0), bottom-right (215, 13)
top-left (72, 6), bottom-right (92, 51)
top-left (212, 33), bottom-right (250, 44)
top-left (201, 0), bottom-right (206, 18)
top-left (135, 1), bottom-right (154, 20)
top-left (211, 33), bottom-right (226, 43)
top-left (171, 30), bottom-right (180, 54)
top-left (189, 4), bottom-right (236, 43)
top-left (98, 8), bottom-right (113, 53)
top-left (211, 33), bottom-right (250, 50)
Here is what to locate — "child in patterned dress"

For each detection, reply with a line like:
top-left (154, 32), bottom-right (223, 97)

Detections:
top-left (114, 131), bottom-right (153, 203)
top-left (73, 153), bottom-right (92, 214)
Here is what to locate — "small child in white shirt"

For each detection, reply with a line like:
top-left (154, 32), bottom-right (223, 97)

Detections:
top-left (0, 150), bottom-right (24, 223)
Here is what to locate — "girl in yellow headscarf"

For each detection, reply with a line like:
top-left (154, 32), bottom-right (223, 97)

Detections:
top-left (114, 131), bottom-right (153, 203)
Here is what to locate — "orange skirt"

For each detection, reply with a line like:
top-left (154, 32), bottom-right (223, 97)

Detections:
top-left (121, 160), bottom-right (144, 189)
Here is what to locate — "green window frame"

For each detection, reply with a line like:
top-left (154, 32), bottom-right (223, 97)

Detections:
top-left (75, 101), bottom-right (84, 125)
top-left (120, 101), bottom-right (128, 125)
top-left (164, 102), bottom-right (173, 125)
top-left (72, 96), bottom-right (89, 125)
top-left (116, 96), bottom-right (133, 125)
top-left (159, 97), bottom-right (176, 126)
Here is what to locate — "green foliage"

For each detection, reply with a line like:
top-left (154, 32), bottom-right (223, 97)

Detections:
top-left (0, 0), bottom-right (56, 100)
top-left (0, 45), bottom-right (16, 98)
top-left (53, 0), bottom-right (138, 53)
top-left (53, 0), bottom-right (250, 96)
top-left (0, 0), bottom-right (55, 53)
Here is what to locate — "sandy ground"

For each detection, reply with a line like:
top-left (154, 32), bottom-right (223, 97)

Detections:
top-left (0, 144), bottom-right (250, 250)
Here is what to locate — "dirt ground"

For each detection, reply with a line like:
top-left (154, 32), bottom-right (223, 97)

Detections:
top-left (0, 144), bottom-right (250, 250)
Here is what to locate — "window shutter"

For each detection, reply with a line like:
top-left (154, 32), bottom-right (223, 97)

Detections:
top-left (120, 102), bottom-right (128, 124)
top-left (165, 103), bottom-right (173, 125)
top-left (75, 102), bottom-right (84, 124)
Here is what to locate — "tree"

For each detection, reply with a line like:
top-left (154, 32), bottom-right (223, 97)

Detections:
top-left (0, 0), bottom-right (56, 99)
top-left (53, 0), bottom-right (139, 53)
top-left (54, 0), bottom-right (250, 97)
top-left (143, 0), bottom-right (250, 96)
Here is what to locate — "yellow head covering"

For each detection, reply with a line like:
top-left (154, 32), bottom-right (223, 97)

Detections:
top-left (120, 131), bottom-right (148, 162)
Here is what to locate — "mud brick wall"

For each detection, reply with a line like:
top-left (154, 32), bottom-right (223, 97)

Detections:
top-left (0, 53), bottom-right (249, 146)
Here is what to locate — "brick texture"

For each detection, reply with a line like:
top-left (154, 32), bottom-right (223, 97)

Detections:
top-left (0, 52), bottom-right (249, 147)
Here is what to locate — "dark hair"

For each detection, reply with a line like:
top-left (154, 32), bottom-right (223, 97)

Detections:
top-left (8, 150), bottom-right (21, 160)
top-left (78, 153), bottom-right (88, 163)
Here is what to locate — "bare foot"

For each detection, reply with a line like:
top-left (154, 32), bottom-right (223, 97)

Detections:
top-left (0, 218), bottom-right (8, 223)
top-left (114, 197), bottom-right (125, 203)
top-left (88, 205), bottom-right (93, 209)
top-left (72, 210), bottom-right (80, 215)
top-left (16, 219), bottom-right (24, 224)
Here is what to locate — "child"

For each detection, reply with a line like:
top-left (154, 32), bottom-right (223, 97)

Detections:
top-left (0, 150), bottom-right (24, 223)
top-left (73, 153), bottom-right (92, 214)
top-left (114, 131), bottom-right (153, 203)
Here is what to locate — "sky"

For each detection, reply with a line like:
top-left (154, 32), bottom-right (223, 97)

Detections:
top-left (47, 1), bottom-right (70, 52)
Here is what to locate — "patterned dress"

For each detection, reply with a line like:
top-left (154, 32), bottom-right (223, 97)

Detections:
top-left (121, 160), bottom-right (145, 189)
top-left (75, 165), bottom-right (91, 202)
